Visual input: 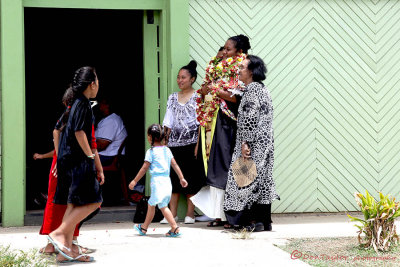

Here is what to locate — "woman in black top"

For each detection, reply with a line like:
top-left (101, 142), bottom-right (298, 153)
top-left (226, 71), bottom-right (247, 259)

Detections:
top-left (48, 66), bottom-right (104, 263)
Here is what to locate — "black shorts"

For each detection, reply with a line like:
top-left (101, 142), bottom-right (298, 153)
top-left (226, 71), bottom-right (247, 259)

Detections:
top-left (54, 157), bottom-right (103, 205)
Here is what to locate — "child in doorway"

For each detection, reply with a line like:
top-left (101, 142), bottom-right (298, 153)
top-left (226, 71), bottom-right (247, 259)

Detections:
top-left (129, 124), bottom-right (188, 237)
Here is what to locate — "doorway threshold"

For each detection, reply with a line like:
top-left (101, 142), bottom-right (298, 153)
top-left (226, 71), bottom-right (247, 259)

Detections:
top-left (24, 205), bottom-right (136, 226)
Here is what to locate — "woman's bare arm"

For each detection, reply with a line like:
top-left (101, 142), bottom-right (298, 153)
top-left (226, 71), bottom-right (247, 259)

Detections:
top-left (53, 129), bottom-right (61, 156)
top-left (218, 89), bottom-right (237, 103)
top-left (75, 130), bottom-right (93, 157)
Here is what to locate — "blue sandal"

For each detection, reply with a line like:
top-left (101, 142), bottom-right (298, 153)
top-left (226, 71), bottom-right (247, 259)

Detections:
top-left (166, 227), bottom-right (181, 237)
top-left (134, 224), bottom-right (147, 236)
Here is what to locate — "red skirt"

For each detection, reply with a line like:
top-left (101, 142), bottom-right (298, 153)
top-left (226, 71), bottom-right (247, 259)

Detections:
top-left (39, 152), bottom-right (80, 236)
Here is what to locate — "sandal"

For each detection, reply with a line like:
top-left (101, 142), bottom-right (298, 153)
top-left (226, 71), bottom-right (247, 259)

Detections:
top-left (47, 236), bottom-right (94, 263)
top-left (72, 240), bottom-right (96, 254)
top-left (207, 220), bottom-right (225, 227)
top-left (166, 227), bottom-right (181, 237)
top-left (134, 224), bottom-right (147, 236)
top-left (223, 223), bottom-right (234, 229)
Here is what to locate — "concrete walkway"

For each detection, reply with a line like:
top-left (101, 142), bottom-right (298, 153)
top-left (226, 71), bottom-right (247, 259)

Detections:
top-left (0, 213), bottom-right (379, 267)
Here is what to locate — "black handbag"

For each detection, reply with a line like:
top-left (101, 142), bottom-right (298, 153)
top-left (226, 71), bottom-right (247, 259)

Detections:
top-left (133, 196), bottom-right (164, 223)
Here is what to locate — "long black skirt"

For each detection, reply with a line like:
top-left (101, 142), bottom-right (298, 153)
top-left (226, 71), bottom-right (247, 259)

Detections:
top-left (170, 143), bottom-right (206, 195)
top-left (206, 109), bottom-right (237, 189)
top-left (225, 203), bottom-right (272, 227)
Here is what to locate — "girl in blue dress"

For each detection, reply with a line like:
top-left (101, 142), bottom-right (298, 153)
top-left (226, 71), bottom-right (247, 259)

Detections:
top-left (129, 124), bottom-right (188, 237)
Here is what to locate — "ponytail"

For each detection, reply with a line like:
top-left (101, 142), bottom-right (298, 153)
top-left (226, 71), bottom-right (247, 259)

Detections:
top-left (147, 124), bottom-right (164, 148)
top-left (59, 66), bottom-right (97, 131)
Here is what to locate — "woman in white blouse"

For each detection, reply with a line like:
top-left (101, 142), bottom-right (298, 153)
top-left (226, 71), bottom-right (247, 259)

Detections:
top-left (161, 60), bottom-right (206, 224)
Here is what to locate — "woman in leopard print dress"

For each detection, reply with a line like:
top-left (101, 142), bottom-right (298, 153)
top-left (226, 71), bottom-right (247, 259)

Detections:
top-left (223, 55), bottom-right (280, 231)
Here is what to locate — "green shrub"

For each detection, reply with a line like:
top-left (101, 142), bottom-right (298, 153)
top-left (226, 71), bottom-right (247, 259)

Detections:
top-left (348, 190), bottom-right (400, 252)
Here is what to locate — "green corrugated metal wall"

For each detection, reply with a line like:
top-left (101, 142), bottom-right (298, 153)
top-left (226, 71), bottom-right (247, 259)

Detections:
top-left (189, 0), bottom-right (400, 212)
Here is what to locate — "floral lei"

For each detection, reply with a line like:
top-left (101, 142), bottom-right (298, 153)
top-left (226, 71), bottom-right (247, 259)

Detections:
top-left (196, 53), bottom-right (246, 127)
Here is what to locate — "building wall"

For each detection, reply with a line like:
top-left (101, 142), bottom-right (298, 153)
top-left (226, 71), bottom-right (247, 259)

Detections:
top-left (0, 0), bottom-right (188, 226)
top-left (189, 0), bottom-right (400, 212)
top-left (0, 1), bottom-right (2, 213)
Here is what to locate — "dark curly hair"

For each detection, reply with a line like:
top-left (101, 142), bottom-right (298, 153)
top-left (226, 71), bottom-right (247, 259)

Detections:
top-left (228, 34), bottom-right (251, 54)
top-left (247, 55), bottom-right (267, 83)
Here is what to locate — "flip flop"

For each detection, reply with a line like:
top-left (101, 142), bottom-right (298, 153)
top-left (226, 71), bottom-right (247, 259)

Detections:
top-left (46, 236), bottom-right (74, 262)
top-left (224, 223), bottom-right (234, 229)
top-left (47, 236), bottom-right (94, 263)
top-left (207, 220), bottom-right (226, 227)
top-left (134, 224), bottom-right (147, 236)
top-left (72, 240), bottom-right (96, 254)
top-left (166, 227), bottom-right (181, 237)
top-left (71, 254), bottom-right (94, 263)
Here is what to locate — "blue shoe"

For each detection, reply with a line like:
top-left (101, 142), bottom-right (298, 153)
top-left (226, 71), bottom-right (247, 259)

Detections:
top-left (166, 227), bottom-right (181, 237)
top-left (134, 224), bottom-right (147, 236)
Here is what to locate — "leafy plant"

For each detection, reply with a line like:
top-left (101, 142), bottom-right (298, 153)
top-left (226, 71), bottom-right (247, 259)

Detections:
top-left (0, 245), bottom-right (54, 267)
top-left (348, 190), bottom-right (400, 252)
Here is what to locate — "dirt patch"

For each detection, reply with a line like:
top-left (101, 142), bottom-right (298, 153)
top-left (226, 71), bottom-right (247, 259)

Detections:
top-left (276, 237), bottom-right (400, 267)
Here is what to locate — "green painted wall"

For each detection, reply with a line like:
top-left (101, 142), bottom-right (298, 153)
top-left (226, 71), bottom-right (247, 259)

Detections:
top-left (189, 0), bottom-right (400, 212)
top-left (0, 0), bottom-right (190, 226)
top-left (0, 0), bottom-right (2, 214)
top-left (1, 0), bottom-right (26, 226)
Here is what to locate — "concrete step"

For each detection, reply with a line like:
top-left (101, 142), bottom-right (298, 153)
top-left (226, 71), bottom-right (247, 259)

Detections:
top-left (24, 205), bottom-right (136, 226)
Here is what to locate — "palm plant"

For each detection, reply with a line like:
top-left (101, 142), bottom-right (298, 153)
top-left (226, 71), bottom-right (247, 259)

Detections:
top-left (348, 191), bottom-right (400, 252)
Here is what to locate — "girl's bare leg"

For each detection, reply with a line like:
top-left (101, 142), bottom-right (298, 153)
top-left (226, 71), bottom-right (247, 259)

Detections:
top-left (141, 205), bottom-right (155, 230)
top-left (160, 206), bottom-right (178, 232)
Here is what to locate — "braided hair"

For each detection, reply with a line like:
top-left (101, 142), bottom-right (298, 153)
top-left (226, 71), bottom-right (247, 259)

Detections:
top-left (59, 66), bottom-right (97, 131)
top-left (147, 124), bottom-right (165, 148)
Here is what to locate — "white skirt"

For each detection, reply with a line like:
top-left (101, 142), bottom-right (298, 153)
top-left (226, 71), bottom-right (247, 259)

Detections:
top-left (190, 186), bottom-right (226, 221)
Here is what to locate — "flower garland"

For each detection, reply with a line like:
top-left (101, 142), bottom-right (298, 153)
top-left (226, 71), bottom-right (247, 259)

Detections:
top-left (196, 53), bottom-right (246, 127)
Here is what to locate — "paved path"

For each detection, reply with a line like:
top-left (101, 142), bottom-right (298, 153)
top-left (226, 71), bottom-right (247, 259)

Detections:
top-left (0, 213), bottom-right (379, 267)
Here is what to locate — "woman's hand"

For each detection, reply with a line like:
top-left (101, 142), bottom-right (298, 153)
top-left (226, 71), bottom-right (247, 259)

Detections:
top-left (97, 171), bottom-right (105, 185)
top-left (129, 180), bottom-right (137, 190)
top-left (180, 178), bottom-right (188, 188)
top-left (241, 142), bottom-right (251, 159)
top-left (200, 83), bottom-right (210, 95)
top-left (164, 126), bottom-right (171, 145)
top-left (33, 153), bottom-right (43, 160)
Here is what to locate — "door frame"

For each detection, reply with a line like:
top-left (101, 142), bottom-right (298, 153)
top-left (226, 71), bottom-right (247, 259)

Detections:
top-left (0, 0), bottom-right (189, 226)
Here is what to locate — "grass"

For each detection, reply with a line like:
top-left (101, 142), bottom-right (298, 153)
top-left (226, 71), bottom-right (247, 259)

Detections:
top-left (276, 237), bottom-right (400, 267)
top-left (0, 245), bottom-right (55, 267)
top-left (231, 228), bottom-right (254, 240)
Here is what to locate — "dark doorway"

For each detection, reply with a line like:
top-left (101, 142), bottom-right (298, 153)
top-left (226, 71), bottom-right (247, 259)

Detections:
top-left (24, 8), bottom-right (144, 210)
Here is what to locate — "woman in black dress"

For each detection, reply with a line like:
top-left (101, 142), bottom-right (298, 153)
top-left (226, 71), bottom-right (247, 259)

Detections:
top-left (191, 35), bottom-right (251, 227)
top-left (48, 66), bottom-right (104, 263)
